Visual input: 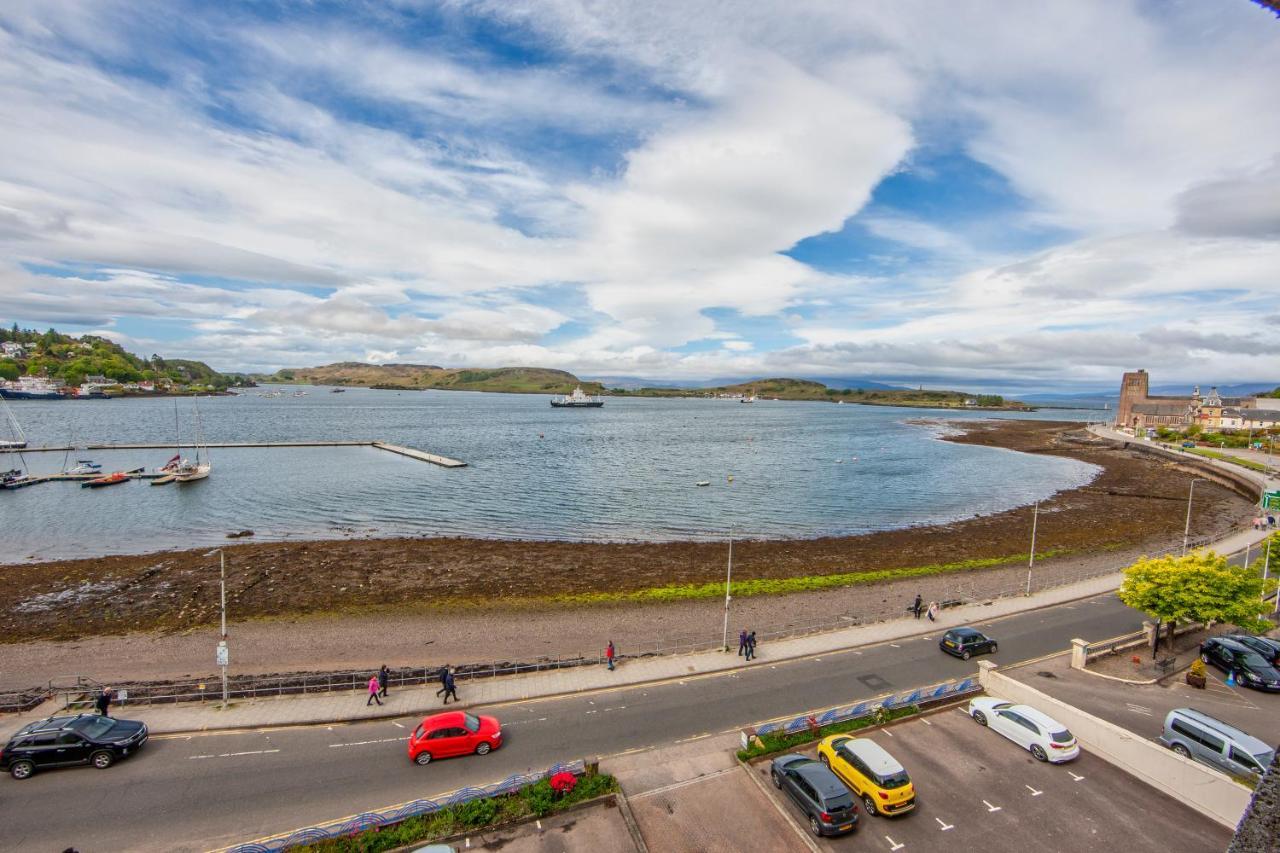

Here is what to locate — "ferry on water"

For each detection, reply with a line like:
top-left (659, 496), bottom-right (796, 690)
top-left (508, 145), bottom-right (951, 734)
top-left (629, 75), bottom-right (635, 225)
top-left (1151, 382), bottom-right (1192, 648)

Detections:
top-left (0, 376), bottom-right (65, 400)
top-left (550, 386), bottom-right (604, 408)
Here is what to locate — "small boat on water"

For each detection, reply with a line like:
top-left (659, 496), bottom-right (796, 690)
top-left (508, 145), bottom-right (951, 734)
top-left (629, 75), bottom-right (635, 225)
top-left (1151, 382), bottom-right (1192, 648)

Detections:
top-left (330, 388), bottom-right (345, 393)
top-left (63, 460), bottom-right (103, 475)
top-left (82, 468), bottom-right (141, 488)
top-left (696, 480), bottom-right (710, 487)
top-left (2, 468), bottom-right (40, 489)
top-left (175, 462), bottom-right (211, 483)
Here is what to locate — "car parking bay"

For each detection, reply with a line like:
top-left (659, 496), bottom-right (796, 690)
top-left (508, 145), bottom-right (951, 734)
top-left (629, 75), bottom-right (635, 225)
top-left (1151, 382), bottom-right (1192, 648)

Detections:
top-left (751, 708), bottom-right (1231, 853)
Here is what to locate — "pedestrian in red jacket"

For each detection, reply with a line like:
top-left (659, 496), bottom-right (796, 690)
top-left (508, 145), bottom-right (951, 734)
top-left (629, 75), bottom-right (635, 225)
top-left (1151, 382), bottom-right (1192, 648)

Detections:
top-left (605, 641), bottom-right (616, 671)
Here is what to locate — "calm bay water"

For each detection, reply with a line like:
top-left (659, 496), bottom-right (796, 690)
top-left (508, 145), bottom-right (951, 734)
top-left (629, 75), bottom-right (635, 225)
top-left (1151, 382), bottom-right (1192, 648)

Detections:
top-left (1, 388), bottom-right (1107, 562)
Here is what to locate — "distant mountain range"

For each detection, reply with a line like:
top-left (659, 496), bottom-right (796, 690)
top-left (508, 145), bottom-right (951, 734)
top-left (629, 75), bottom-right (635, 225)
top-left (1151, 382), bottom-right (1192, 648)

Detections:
top-left (585, 374), bottom-right (910, 391)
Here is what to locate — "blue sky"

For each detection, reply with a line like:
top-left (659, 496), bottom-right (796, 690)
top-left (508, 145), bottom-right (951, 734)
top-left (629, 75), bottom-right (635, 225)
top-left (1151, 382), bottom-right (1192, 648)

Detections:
top-left (1, 1), bottom-right (1278, 391)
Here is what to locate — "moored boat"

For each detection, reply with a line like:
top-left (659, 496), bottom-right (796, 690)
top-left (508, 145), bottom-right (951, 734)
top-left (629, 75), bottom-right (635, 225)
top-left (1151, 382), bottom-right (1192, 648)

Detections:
top-left (550, 386), bottom-right (604, 408)
top-left (82, 470), bottom-right (133, 488)
top-left (0, 376), bottom-right (65, 400)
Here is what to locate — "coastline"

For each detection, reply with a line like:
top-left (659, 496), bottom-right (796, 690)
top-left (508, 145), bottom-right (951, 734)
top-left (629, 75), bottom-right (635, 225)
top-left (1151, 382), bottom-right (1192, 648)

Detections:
top-left (0, 420), bottom-right (1253, 652)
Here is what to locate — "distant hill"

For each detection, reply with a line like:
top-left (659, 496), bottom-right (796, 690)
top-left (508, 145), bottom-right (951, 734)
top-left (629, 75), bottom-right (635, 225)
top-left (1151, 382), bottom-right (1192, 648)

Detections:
top-left (0, 325), bottom-right (242, 390)
top-left (610, 377), bottom-right (1027, 408)
top-left (262, 363), bottom-right (604, 395)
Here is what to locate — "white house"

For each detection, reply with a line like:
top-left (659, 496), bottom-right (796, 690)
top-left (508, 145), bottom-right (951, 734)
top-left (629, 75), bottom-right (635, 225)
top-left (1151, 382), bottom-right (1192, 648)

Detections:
top-left (1, 342), bottom-right (25, 358)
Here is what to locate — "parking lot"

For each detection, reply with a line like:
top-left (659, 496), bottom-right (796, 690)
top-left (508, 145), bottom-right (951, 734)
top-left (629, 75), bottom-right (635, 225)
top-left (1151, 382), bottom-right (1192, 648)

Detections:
top-left (1005, 651), bottom-right (1279, 756)
top-left (750, 707), bottom-right (1232, 853)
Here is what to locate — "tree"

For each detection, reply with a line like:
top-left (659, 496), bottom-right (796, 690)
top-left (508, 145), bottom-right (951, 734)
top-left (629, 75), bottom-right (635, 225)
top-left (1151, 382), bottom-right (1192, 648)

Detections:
top-left (0, 359), bottom-right (18, 381)
top-left (1117, 552), bottom-right (1277, 658)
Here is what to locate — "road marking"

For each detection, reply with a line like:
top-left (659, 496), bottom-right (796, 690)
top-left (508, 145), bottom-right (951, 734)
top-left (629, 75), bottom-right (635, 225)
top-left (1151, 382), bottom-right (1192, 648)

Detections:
top-left (631, 766), bottom-right (738, 798)
top-left (886, 836), bottom-right (904, 851)
top-left (936, 817), bottom-right (954, 831)
top-left (884, 730), bottom-right (894, 737)
top-left (391, 721), bottom-right (405, 728)
top-left (328, 737), bottom-right (408, 748)
top-left (921, 719), bottom-right (932, 726)
top-left (1125, 703), bottom-right (1152, 716)
top-left (500, 717), bottom-right (546, 727)
top-left (1069, 771), bottom-right (1085, 782)
top-left (586, 710), bottom-right (598, 714)
top-left (854, 651), bottom-right (863, 655)
top-left (890, 644), bottom-right (901, 648)
top-left (1025, 785), bottom-right (1043, 796)
top-left (189, 749), bottom-right (281, 760)
top-left (983, 800), bottom-right (1002, 812)
top-left (536, 820), bottom-right (542, 830)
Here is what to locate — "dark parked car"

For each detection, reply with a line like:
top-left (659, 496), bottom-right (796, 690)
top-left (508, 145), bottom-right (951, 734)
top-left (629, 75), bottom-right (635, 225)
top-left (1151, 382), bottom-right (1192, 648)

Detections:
top-left (1225, 634), bottom-right (1280, 667)
top-left (0, 714), bottom-right (148, 780)
top-left (1200, 637), bottom-right (1280, 692)
top-left (770, 753), bottom-right (859, 837)
top-left (939, 627), bottom-right (998, 660)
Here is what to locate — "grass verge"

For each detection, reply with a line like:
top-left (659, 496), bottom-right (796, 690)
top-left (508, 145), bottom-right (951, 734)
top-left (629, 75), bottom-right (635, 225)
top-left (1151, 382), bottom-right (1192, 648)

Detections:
top-left (294, 772), bottom-right (618, 853)
top-left (1183, 447), bottom-right (1269, 472)
top-left (543, 552), bottom-right (1072, 607)
top-left (737, 704), bottom-right (920, 762)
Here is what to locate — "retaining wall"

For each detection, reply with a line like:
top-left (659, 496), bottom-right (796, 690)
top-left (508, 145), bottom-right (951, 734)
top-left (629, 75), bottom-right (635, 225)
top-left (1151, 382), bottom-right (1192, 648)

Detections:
top-left (977, 662), bottom-right (1250, 830)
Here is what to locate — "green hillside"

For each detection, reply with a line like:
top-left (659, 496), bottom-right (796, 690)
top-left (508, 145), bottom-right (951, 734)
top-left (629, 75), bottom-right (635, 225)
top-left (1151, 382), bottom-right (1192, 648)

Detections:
top-left (264, 363), bottom-right (604, 395)
top-left (610, 377), bottom-right (1027, 408)
top-left (0, 325), bottom-right (242, 390)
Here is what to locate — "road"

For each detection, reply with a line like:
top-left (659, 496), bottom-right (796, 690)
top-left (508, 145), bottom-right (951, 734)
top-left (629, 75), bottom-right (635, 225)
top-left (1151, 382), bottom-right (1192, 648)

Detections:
top-left (2, 593), bottom-right (1145, 852)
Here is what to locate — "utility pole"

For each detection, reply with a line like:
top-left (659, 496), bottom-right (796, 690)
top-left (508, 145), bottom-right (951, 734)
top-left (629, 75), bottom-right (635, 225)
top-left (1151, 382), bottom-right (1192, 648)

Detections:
top-left (1025, 502), bottom-right (1039, 596)
top-left (721, 525), bottom-right (734, 651)
top-left (217, 550), bottom-right (229, 708)
top-left (1182, 479), bottom-right (1203, 556)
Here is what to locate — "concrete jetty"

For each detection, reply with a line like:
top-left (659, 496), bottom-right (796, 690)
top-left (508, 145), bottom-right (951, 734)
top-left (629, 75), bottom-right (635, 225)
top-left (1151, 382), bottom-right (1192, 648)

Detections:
top-left (1, 440), bottom-right (467, 468)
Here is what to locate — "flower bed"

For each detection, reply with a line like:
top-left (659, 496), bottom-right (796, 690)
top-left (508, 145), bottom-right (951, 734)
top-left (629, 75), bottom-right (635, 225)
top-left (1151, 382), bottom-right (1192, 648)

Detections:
top-left (737, 704), bottom-right (920, 761)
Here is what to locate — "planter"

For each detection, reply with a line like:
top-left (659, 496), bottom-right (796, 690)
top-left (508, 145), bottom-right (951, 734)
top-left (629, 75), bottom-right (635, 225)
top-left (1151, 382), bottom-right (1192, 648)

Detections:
top-left (1185, 672), bottom-right (1206, 689)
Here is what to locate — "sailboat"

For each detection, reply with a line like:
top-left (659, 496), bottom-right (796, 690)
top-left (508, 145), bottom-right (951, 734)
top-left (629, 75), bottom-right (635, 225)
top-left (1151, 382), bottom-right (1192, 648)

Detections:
top-left (152, 401), bottom-right (188, 485)
top-left (0, 397), bottom-right (26, 449)
top-left (175, 402), bottom-right (211, 483)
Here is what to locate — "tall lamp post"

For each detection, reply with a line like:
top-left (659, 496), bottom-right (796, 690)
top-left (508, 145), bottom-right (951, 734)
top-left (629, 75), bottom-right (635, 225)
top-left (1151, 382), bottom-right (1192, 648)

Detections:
top-left (1025, 501), bottom-right (1039, 596)
top-left (1182, 478), bottom-right (1205, 556)
top-left (205, 549), bottom-right (230, 707)
top-left (721, 524), bottom-right (734, 651)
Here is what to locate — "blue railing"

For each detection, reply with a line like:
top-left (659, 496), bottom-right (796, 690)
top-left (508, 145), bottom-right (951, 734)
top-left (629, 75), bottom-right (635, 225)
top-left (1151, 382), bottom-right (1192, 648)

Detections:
top-left (224, 759), bottom-right (585, 852)
top-left (753, 675), bottom-right (979, 737)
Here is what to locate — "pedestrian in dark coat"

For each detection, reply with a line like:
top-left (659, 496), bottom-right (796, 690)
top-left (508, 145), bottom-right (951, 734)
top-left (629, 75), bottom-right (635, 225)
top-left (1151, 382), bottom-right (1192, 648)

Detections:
top-left (435, 665), bottom-right (450, 697)
top-left (912, 594), bottom-right (923, 620)
top-left (738, 629), bottom-right (748, 656)
top-left (94, 687), bottom-right (113, 716)
top-left (745, 631), bottom-right (757, 661)
top-left (377, 665), bottom-right (389, 698)
top-left (441, 669), bottom-right (458, 705)
top-left (606, 641), bottom-right (616, 671)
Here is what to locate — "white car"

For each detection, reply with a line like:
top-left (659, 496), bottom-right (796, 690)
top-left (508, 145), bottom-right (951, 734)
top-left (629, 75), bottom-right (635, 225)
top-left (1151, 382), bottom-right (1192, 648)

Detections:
top-left (967, 697), bottom-right (1080, 763)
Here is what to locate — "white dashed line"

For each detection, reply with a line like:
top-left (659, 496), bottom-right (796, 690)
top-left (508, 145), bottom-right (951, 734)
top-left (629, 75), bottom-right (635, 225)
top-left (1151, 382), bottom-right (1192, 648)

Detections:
top-left (328, 737), bottom-right (408, 748)
top-left (1069, 771), bottom-right (1085, 782)
top-left (921, 719), bottom-right (932, 726)
top-left (1126, 703), bottom-right (1152, 716)
top-left (188, 749), bottom-right (281, 760)
top-left (889, 643), bottom-right (901, 648)
top-left (1025, 785), bottom-right (1043, 796)
top-left (391, 721), bottom-right (405, 728)
top-left (884, 730), bottom-right (894, 737)
top-left (885, 836), bottom-right (904, 851)
top-left (983, 800), bottom-right (1002, 812)
top-left (936, 817), bottom-right (954, 831)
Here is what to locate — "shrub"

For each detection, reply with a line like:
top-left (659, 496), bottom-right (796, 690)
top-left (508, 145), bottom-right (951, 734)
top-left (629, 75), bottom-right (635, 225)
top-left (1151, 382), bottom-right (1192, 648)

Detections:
top-left (455, 796), bottom-right (498, 827)
top-left (522, 779), bottom-right (558, 817)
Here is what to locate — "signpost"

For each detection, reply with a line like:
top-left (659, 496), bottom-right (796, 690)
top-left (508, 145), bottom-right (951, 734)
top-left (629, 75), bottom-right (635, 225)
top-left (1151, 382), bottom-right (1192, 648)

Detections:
top-left (1263, 491), bottom-right (1280, 511)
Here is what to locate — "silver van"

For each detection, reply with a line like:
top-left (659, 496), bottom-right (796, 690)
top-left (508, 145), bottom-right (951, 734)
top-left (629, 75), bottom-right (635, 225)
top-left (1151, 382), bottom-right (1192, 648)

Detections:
top-left (1157, 708), bottom-right (1274, 780)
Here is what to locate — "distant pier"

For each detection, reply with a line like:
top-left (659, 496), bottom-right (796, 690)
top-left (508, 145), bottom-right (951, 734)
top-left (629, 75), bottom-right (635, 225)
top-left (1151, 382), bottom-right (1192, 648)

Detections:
top-left (1, 440), bottom-right (467, 468)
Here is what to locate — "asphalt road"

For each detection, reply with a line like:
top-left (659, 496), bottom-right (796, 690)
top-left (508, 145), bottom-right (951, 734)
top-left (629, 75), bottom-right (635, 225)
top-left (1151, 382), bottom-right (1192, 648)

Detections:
top-left (1, 593), bottom-right (1146, 852)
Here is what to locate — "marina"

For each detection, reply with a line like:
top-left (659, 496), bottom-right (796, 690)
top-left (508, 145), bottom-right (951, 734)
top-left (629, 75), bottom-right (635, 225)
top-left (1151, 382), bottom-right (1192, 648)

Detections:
top-left (1, 440), bottom-right (467, 467)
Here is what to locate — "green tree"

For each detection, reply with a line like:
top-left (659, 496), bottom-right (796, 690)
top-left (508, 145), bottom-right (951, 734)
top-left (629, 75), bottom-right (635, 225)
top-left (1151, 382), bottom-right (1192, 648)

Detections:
top-left (1118, 552), bottom-right (1277, 658)
top-left (0, 359), bottom-right (18, 381)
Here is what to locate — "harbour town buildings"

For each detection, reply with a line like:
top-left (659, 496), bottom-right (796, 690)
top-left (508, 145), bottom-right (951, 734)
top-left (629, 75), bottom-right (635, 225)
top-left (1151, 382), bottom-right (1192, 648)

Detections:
top-left (1116, 369), bottom-right (1280, 432)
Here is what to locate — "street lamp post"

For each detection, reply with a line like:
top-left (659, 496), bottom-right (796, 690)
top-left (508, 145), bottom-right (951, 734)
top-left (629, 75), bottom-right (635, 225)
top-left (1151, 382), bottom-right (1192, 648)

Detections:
top-left (721, 525), bottom-right (734, 651)
top-left (1182, 479), bottom-right (1205, 556)
top-left (204, 549), bottom-right (230, 707)
top-left (1025, 501), bottom-right (1039, 596)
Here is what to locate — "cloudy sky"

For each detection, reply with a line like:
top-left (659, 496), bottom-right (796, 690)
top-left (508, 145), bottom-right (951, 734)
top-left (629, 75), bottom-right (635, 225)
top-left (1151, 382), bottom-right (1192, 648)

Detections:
top-left (1, 1), bottom-right (1278, 391)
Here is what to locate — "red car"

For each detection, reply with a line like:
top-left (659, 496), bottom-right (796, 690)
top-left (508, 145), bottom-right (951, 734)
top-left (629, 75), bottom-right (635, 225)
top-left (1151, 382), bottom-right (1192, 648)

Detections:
top-left (407, 711), bottom-right (502, 765)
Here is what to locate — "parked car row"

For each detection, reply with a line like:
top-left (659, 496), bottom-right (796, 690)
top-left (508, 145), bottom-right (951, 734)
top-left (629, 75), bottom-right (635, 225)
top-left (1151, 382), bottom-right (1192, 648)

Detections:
top-left (770, 693), bottom-right (1080, 837)
top-left (1199, 636), bottom-right (1280, 692)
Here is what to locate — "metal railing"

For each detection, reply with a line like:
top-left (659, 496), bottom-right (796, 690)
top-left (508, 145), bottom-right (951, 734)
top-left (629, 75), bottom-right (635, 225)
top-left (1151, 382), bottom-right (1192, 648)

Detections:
top-left (751, 674), bottom-right (980, 738)
top-left (223, 759), bottom-right (586, 852)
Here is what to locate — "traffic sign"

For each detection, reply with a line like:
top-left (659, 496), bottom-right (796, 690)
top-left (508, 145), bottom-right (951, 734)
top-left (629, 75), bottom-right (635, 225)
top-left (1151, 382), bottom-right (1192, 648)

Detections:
top-left (1265, 491), bottom-right (1280, 510)
top-left (216, 641), bottom-right (229, 667)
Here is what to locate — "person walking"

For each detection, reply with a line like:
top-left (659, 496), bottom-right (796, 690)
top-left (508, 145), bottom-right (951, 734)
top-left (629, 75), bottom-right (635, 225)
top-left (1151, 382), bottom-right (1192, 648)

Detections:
top-left (745, 631), bottom-right (758, 661)
top-left (435, 665), bottom-right (450, 698)
top-left (377, 665), bottom-right (390, 699)
top-left (738, 629), bottom-right (748, 656)
top-left (94, 687), bottom-right (113, 716)
top-left (926, 601), bottom-right (940, 622)
top-left (366, 674), bottom-right (383, 706)
top-left (912, 594), bottom-right (923, 620)
top-left (441, 669), bottom-right (458, 705)
top-left (605, 640), bottom-right (616, 671)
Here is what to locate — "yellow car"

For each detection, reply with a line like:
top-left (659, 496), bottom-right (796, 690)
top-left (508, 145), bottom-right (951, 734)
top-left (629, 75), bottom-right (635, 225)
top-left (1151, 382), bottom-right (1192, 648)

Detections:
top-left (817, 734), bottom-right (915, 816)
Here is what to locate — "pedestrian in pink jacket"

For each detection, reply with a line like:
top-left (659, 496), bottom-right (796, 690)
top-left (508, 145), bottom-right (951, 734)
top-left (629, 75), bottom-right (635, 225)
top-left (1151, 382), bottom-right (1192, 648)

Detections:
top-left (366, 674), bottom-right (383, 706)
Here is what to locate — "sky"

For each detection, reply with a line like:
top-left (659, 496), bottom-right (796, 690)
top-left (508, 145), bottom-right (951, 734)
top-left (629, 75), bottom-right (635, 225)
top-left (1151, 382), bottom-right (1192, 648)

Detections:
top-left (1, 1), bottom-right (1278, 392)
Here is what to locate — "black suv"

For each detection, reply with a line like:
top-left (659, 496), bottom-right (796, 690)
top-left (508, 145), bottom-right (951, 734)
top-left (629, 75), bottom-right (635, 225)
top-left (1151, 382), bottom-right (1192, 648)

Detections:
top-left (1200, 637), bottom-right (1280, 692)
top-left (1, 714), bottom-right (148, 780)
top-left (770, 754), bottom-right (859, 836)
top-left (939, 627), bottom-right (998, 660)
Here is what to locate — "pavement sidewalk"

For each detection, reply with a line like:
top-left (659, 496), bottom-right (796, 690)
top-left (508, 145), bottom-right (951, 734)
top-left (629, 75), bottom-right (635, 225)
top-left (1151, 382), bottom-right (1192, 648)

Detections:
top-left (3, 523), bottom-right (1271, 740)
